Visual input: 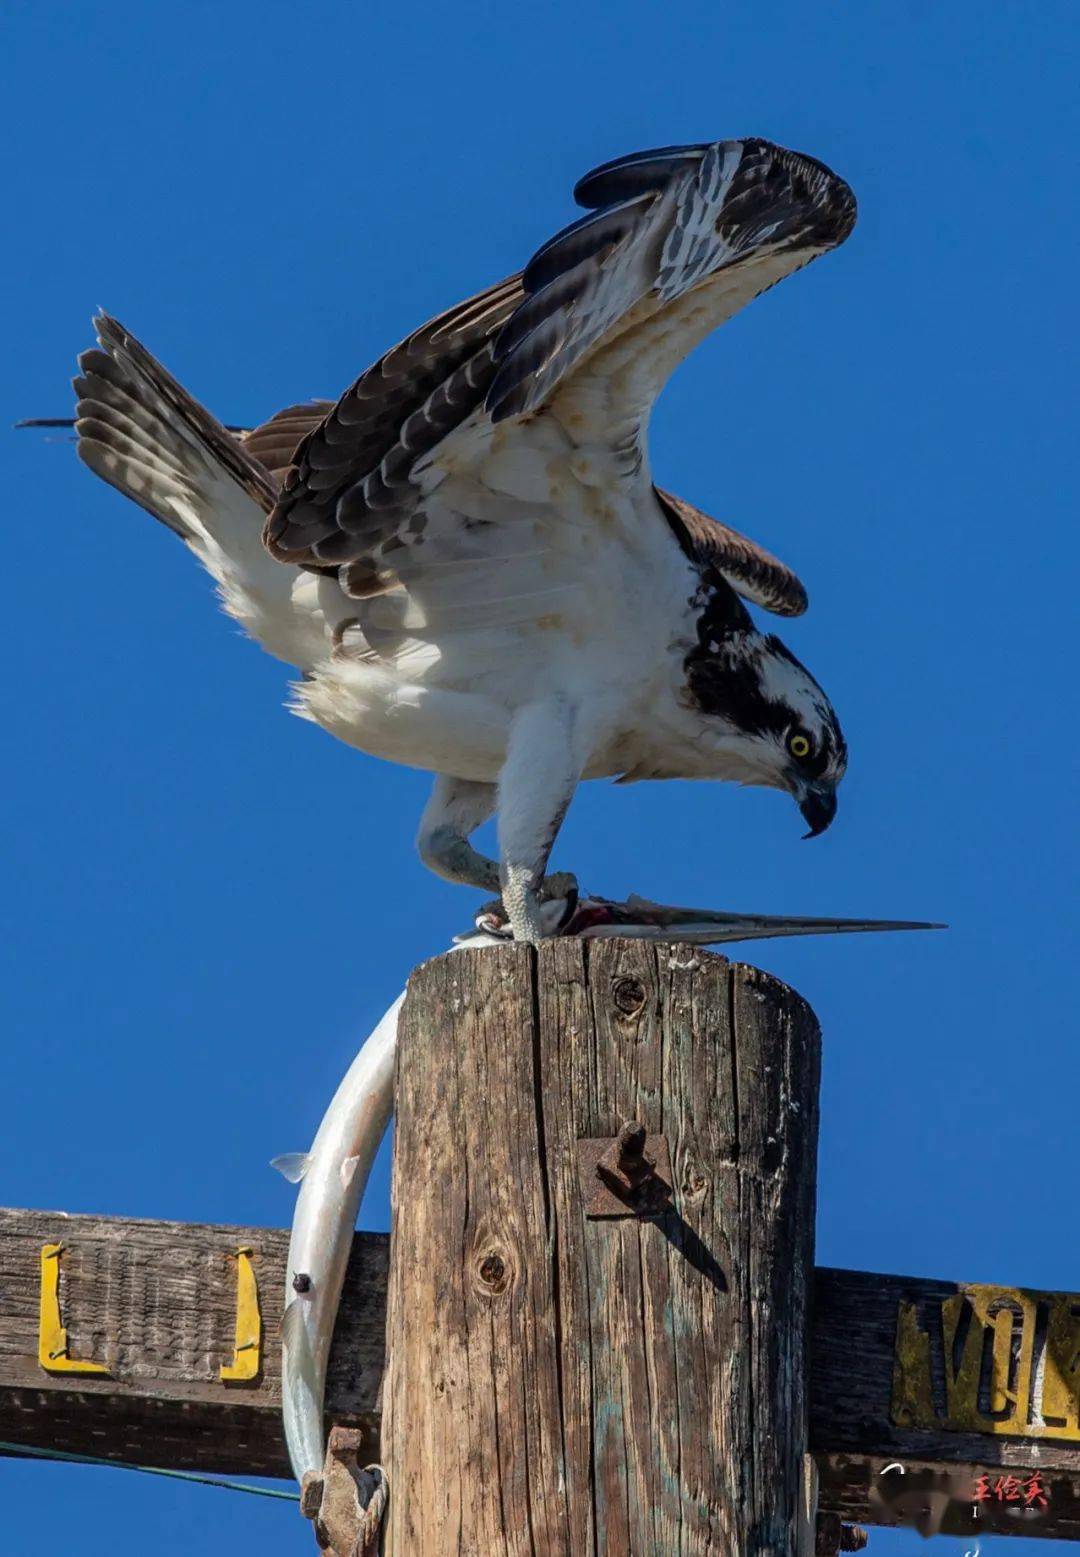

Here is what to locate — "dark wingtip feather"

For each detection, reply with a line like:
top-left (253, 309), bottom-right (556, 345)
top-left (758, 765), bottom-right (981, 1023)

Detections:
top-left (572, 143), bottom-right (707, 209)
top-left (486, 312), bottom-right (570, 421)
top-left (93, 310), bottom-right (127, 348)
top-left (521, 195), bottom-right (651, 293)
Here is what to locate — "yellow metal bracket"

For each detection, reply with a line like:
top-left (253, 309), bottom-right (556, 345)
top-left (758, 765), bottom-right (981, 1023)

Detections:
top-left (38, 1242), bottom-right (111, 1376)
top-left (220, 1245), bottom-right (262, 1383)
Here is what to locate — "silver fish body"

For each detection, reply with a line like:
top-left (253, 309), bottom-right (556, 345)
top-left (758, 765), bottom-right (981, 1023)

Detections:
top-left (278, 994), bottom-right (402, 1483)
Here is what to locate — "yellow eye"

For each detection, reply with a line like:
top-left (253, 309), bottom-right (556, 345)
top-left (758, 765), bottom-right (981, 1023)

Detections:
top-left (788, 732), bottom-right (811, 759)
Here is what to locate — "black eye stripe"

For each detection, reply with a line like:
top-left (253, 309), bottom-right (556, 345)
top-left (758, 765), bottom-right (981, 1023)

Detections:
top-left (683, 622), bottom-right (846, 778)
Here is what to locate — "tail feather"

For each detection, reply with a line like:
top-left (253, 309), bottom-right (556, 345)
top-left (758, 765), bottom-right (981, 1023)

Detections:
top-left (74, 315), bottom-right (277, 527)
top-left (71, 314), bottom-right (326, 665)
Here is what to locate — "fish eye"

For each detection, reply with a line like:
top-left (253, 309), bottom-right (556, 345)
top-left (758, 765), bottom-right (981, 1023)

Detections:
top-left (787, 730), bottom-right (812, 760)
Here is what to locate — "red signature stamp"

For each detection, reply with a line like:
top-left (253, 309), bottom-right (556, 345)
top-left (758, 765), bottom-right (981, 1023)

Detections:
top-left (871, 1464), bottom-right (1051, 1535)
top-left (971, 1471), bottom-right (1048, 1507)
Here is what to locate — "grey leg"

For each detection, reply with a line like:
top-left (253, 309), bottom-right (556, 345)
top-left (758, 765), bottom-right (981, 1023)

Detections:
top-left (497, 698), bottom-right (582, 944)
top-left (417, 776), bottom-right (500, 892)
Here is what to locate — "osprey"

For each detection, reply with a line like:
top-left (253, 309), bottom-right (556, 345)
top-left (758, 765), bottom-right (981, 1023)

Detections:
top-left (65, 137), bottom-right (856, 942)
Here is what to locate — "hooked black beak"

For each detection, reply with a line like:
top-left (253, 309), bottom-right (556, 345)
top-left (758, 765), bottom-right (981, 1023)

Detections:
top-left (799, 785), bottom-right (838, 839)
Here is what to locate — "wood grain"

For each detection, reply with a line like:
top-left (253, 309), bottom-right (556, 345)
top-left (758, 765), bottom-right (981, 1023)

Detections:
top-left (382, 939), bottom-right (820, 1554)
top-left (0, 1205), bottom-right (383, 1475)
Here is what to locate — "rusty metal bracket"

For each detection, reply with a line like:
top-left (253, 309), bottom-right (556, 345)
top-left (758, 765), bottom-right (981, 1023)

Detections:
top-left (578, 1121), bottom-right (673, 1218)
top-left (300, 1426), bottom-right (387, 1556)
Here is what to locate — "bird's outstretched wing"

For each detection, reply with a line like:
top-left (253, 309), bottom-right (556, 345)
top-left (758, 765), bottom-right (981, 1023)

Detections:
top-left (265, 275), bottom-right (526, 593)
top-left (266, 138), bottom-right (854, 615)
top-left (655, 488), bottom-right (808, 617)
top-left (486, 139), bottom-right (854, 420)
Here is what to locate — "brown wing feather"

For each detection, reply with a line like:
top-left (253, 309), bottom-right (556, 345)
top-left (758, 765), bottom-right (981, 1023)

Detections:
top-left (263, 275), bottom-right (524, 585)
top-left (240, 402), bottom-right (336, 483)
top-left (655, 487), bottom-right (808, 617)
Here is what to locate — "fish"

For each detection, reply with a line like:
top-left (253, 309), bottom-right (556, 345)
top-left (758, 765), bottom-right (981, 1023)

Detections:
top-left (275, 993), bottom-right (403, 1487)
top-left (473, 891), bottom-right (944, 945)
top-left (275, 893), bottom-right (941, 1488)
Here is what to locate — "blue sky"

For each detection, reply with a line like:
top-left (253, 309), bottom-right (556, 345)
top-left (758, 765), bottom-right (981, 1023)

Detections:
top-left (3, 1), bottom-right (1078, 1550)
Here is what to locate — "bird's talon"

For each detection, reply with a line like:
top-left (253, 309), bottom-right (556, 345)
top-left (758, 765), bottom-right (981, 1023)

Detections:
top-left (538, 871), bottom-right (578, 904)
top-left (475, 873), bottom-right (580, 941)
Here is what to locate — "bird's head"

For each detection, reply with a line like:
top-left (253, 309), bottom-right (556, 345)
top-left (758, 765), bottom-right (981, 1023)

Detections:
top-left (684, 629), bottom-right (847, 837)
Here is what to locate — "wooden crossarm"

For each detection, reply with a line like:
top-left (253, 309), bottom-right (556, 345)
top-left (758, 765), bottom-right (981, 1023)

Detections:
top-left (2, 1211), bottom-right (1080, 1538)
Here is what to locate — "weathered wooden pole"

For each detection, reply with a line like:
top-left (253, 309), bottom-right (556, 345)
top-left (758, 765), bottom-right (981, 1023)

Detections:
top-left (382, 937), bottom-right (821, 1554)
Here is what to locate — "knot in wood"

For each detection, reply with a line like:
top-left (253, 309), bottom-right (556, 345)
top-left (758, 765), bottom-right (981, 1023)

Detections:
top-left (611, 975), bottom-right (646, 1015)
top-left (476, 1248), bottom-right (510, 1295)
